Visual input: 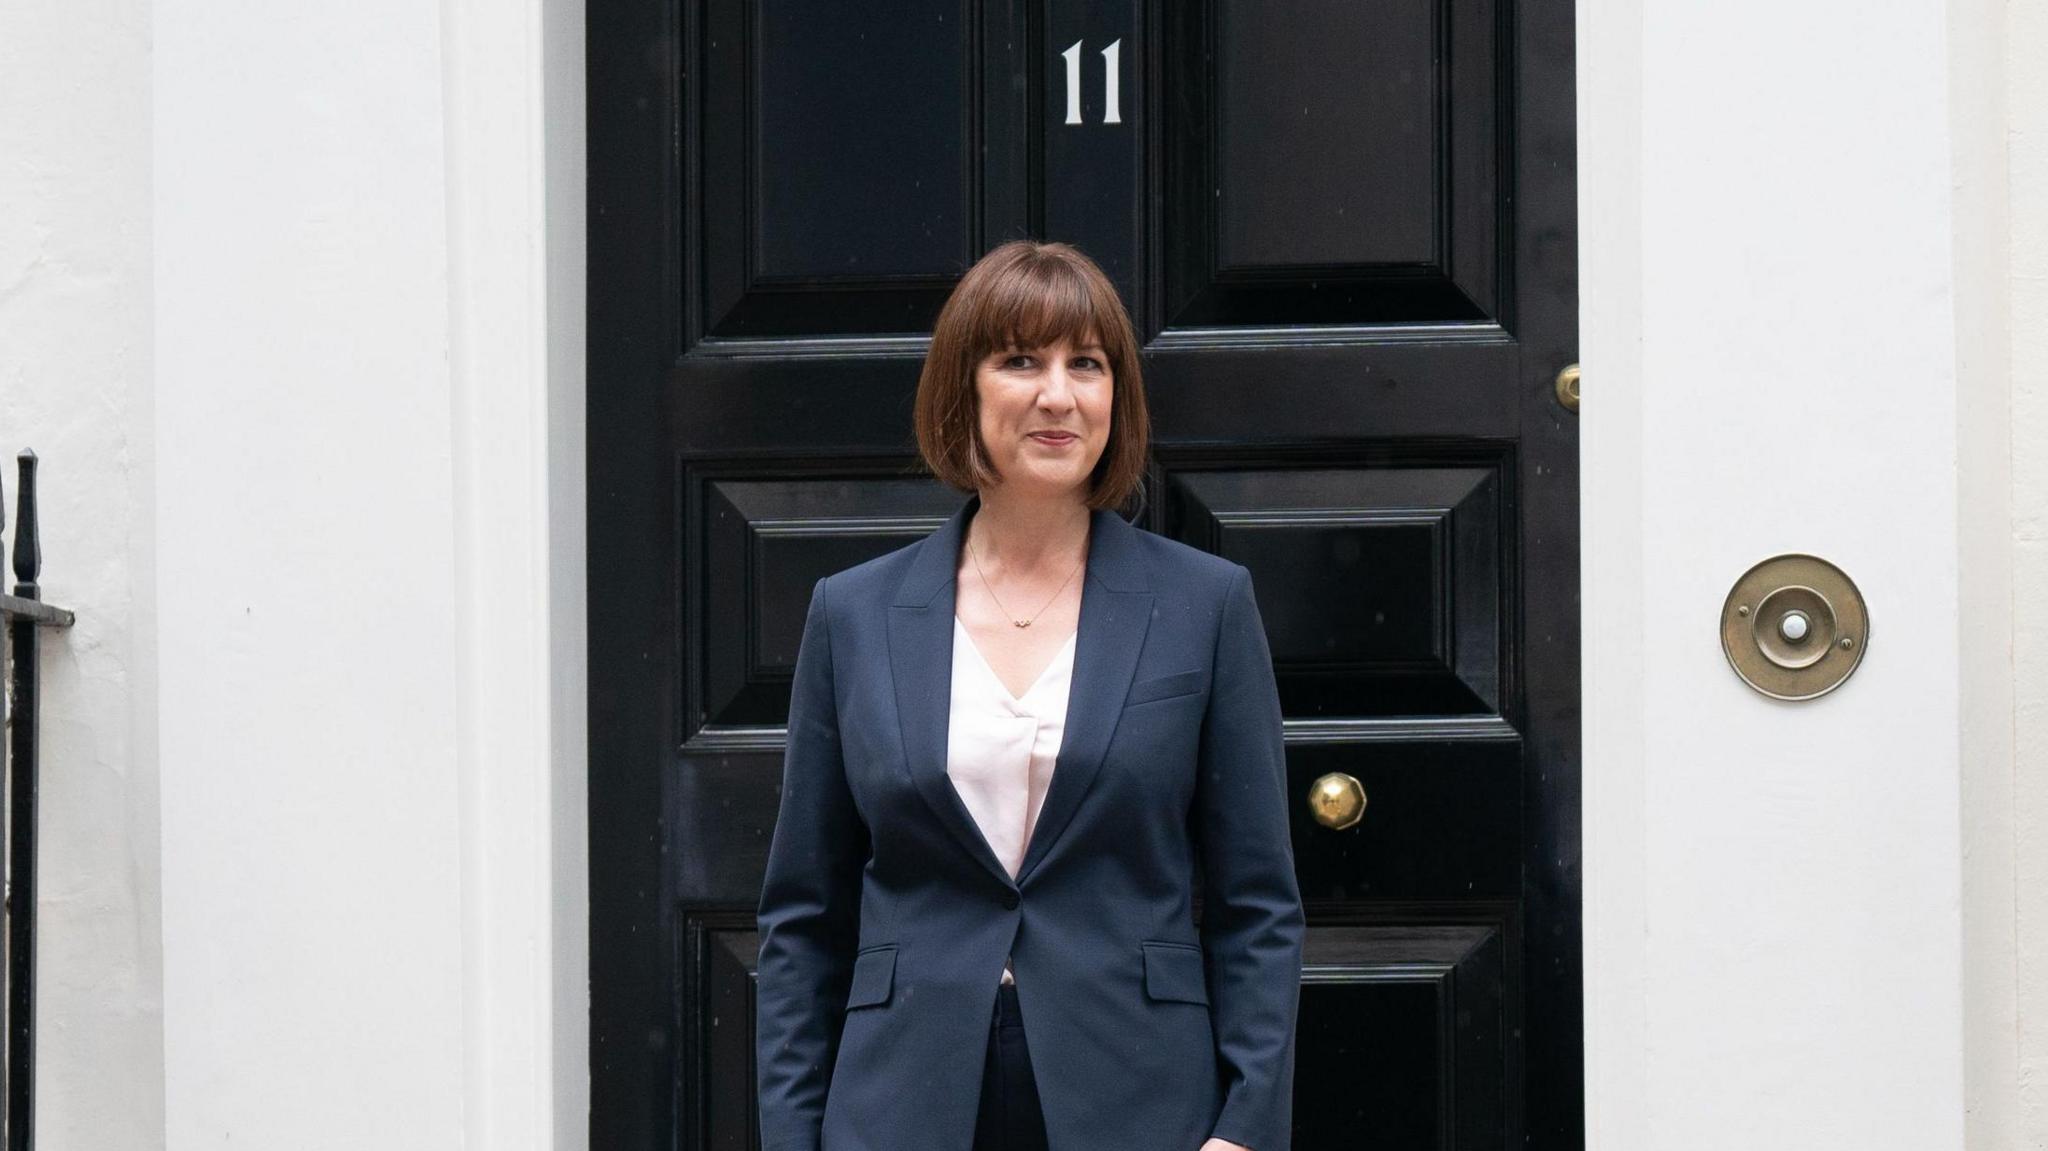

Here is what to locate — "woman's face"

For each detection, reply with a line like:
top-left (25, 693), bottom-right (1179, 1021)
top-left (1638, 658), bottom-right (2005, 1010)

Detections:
top-left (972, 333), bottom-right (1114, 499)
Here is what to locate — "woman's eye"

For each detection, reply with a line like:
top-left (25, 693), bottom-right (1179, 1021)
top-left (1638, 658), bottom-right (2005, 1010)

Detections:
top-left (1004, 354), bottom-right (1034, 369)
top-left (1073, 356), bottom-right (1102, 371)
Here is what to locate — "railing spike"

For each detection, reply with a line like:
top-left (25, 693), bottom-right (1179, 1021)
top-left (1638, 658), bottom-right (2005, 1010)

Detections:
top-left (12, 450), bottom-right (38, 587)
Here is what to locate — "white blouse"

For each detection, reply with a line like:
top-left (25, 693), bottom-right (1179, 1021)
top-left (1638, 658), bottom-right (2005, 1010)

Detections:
top-left (946, 616), bottom-right (1077, 986)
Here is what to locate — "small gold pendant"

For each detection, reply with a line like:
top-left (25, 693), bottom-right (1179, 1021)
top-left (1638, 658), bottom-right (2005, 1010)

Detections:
top-left (1014, 619), bottom-right (1031, 627)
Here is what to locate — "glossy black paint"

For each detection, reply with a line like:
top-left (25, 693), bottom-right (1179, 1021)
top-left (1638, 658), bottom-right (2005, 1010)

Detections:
top-left (587, 0), bottom-right (1580, 1145)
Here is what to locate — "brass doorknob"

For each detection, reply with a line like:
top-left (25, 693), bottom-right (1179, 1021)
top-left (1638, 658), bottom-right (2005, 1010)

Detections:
top-left (1554, 363), bottom-right (1580, 412)
top-left (1307, 772), bottom-right (1367, 830)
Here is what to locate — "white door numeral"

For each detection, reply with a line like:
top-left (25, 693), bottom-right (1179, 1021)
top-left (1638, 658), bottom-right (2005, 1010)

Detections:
top-left (1060, 37), bottom-right (1123, 126)
top-left (1101, 39), bottom-right (1121, 124)
top-left (1062, 40), bottom-right (1084, 125)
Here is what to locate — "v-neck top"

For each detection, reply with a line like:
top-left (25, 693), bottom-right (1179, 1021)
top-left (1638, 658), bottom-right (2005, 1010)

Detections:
top-left (946, 616), bottom-right (1078, 986)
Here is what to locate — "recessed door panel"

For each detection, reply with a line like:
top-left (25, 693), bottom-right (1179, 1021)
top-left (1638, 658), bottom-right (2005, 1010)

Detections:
top-left (697, 0), bottom-right (1025, 339)
top-left (1169, 465), bottom-right (1506, 718)
top-left (1160, 0), bottom-right (1505, 327)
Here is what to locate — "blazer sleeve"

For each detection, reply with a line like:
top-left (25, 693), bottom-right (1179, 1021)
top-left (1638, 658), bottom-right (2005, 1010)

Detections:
top-left (756, 576), bottom-right (869, 1151)
top-left (1197, 564), bottom-right (1308, 1151)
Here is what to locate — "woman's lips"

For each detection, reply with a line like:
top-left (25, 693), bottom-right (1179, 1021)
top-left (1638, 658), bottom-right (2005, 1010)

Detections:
top-left (1029, 432), bottom-right (1077, 445)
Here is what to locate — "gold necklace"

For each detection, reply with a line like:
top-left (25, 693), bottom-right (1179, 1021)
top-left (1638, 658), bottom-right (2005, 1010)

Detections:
top-left (966, 525), bottom-right (1084, 628)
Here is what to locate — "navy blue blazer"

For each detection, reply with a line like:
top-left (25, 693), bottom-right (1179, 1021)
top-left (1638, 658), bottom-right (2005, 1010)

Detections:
top-left (756, 492), bottom-right (1305, 1151)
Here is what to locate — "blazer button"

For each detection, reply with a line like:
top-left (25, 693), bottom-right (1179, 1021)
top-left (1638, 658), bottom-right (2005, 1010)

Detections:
top-left (1001, 892), bottom-right (1019, 909)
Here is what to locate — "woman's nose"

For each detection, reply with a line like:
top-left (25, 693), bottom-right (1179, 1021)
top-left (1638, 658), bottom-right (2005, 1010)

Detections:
top-left (1040, 364), bottom-right (1076, 406)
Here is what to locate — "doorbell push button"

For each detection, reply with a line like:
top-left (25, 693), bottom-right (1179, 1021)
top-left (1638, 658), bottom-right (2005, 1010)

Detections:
top-left (1720, 554), bottom-right (1869, 700)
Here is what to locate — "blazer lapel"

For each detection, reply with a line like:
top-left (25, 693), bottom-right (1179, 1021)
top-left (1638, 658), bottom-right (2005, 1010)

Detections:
top-left (886, 492), bottom-right (1154, 892)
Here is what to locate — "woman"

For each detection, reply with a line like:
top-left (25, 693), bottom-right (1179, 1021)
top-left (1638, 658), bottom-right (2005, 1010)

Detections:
top-left (755, 240), bottom-right (1305, 1151)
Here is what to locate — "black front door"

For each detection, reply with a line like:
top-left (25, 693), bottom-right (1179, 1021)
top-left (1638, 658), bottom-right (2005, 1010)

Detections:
top-left (588, 1), bottom-right (1581, 1147)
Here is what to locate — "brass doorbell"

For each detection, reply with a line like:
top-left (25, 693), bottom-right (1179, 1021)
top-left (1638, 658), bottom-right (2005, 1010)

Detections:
top-left (1720, 554), bottom-right (1869, 700)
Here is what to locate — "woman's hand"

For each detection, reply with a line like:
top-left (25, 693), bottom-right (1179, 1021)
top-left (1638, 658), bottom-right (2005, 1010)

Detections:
top-left (1201, 1140), bottom-right (1254, 1151)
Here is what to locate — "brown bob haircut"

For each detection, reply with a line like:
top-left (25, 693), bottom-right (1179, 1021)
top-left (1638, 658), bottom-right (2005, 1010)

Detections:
top-left (914, 240), bottom-right (1150, 511)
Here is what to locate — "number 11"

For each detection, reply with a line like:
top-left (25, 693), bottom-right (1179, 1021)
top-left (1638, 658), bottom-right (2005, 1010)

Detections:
top-left (1061, 38), bottom-right (1122, 126)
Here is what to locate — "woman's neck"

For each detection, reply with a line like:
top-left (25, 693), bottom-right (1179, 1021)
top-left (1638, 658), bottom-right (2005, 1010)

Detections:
top-left (966, 490), bottom-right (1091, 576)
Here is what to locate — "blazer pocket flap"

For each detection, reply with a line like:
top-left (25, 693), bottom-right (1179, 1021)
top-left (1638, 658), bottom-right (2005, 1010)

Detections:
top-left (1141, 941), bottom-right (1210, 1005)
top-left (845, 946), bottom-right (896, 1010)
top-left (1125, 670), bottom-right (1204, 707)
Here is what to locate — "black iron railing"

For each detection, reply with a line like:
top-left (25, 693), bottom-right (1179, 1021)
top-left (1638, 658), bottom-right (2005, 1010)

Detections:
top-left (0, 450), bottom-right (76, 1151)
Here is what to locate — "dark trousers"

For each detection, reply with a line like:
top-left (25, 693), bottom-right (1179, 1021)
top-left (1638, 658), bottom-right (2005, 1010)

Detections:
top-left (972, 982), bottom-right (1050, 1151)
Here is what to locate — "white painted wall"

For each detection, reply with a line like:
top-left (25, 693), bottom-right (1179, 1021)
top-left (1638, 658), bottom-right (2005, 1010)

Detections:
top-left (1976, 0), bottom-right (2048, 1139)
top-left (5, 0), bottom-right (584, 1146)
top-left (1580, 0), bottom-right (2048, 1147)
top-left (0, 0), bottom-right (163, 1147)
top-left (153, 0), bottom-right (470, 1140)
top-left (1952, 0), bottom-right (2019, 1142)
top-left (2010, 0), bottom-right (2048, 1129)
top-left (153, 0), bottom-right (587, 1145)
